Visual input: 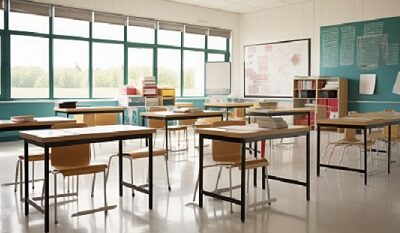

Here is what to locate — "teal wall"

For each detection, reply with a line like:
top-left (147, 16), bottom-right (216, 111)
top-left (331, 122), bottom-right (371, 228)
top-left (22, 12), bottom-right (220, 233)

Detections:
top-left (0, 98), bottom-right (206, 142)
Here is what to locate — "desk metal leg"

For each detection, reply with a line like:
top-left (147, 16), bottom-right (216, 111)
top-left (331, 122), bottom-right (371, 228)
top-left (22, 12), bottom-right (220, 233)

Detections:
top-left (122, 111), bottom-right (125, 125)
top-left (317, 125), bottom-right (321, 176)
top-left (364, 128), bottom-right (368, 185)
top-left (148, 134), bottom-right (153, 210)
top-left (199, 135), bottom-right (204, 208)
top-left (119, 139), bottom-right (123, 196)
top-left (388, 125), bottom-right (391, 174)
top-left (24, 141), bottom-right (29, 215)
top-left (241, 143), bottom-right (246, 223)
top-left (142, 118), bottom-right (148, 147)
top-left (226, 108), bottom-right (229, 121)
top-left (165, 120), bottom-right (169, 160)
top-left (44, 146), bottom-right (50, 233)
top-left (307, 112), bottom-right (311, 126)
top-left (306, 132), bottom-right (310, 201)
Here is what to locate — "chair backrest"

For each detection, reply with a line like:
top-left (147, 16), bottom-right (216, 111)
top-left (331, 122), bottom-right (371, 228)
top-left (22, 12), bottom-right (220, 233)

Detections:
top-left (51, 123), bottom-right (91, 167)
top-left (148, 106), bottom-right (167, 129)
top-left (176, 102), bottom-right (196, 126)
top-left (211, 121), bottom-right (246, 163)
top-left (383, 125), bottom-right (399, 137)
top-left (95, 113), bottom-right (118, 126)
top-left (74, 114), bottom-right (96, 126)
top-left (344, 128), bottom-right (358, 141)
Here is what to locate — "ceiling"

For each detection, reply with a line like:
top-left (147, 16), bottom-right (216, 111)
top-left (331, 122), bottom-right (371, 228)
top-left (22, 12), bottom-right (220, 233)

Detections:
top-left (166, 0), bottom-right (314, 14)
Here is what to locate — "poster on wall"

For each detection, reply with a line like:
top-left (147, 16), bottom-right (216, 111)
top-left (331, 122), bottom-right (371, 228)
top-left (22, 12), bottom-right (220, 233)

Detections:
top-left (244, 39), bottom-right (310, 98)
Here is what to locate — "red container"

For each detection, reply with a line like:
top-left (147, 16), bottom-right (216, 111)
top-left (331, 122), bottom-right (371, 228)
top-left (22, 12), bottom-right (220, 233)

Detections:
top-left (123, 86), bottom-right (137, 95)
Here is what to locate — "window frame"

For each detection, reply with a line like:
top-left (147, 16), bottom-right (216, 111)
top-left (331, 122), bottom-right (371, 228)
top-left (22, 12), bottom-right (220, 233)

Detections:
top-left (0, 2), bottom-right (230, 100)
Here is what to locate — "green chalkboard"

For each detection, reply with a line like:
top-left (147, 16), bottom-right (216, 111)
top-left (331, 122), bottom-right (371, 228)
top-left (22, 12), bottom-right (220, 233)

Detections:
top-left (320, 16), bottom-right (400, 102)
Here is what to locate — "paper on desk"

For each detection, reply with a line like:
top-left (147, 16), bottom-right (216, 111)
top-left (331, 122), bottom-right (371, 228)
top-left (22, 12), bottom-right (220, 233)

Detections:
top-left (220, 124), bottom-right (260, 131)
top-left (392, 71), bottom-right (400, 95)
top-left (359, 74), bottom-right (376, 95)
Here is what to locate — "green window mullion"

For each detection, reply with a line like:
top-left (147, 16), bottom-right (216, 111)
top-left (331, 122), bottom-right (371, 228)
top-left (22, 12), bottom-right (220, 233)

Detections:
top-left (3, 0), bottom-right (10, 99)
top-left (204, 34), bottom-right (208, 96)
top-left (124, 25), bottom-right (128, 85)
top-left (180, 31), bottom-right (184, 97)
top-left (225, 38), bottom-right (230, 62)
top-left (154, 28), bottom-right (158, 82)
top-left (49, 7), bottom-right (54, 98)
top-left (89, 21), bottom-right (93, 98)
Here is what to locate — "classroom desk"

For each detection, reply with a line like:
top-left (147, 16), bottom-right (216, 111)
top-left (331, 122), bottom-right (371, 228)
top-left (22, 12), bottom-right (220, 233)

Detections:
top-left (0, 117), bottom-right (75, 132)
top-left (203, 102), bottom-right (254, 120)
top-left (196, 125), bottom-right (311, 223)
top-left (317, 112), bottom-right (400, 185)
top-left (20, 125), bottom-right (155, 233)
top-left (246, 107), bottom-right (314, 125)
top-left (54, 106), bottom-right (126, 123)
top-left (140, 110), bottom-right (224, 157)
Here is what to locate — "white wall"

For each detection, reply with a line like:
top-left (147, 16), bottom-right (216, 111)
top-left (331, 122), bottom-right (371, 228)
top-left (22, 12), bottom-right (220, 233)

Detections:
top-left (34, 0), bottom-right (241, 96)
top-left (239, 0), bottom-right (400, 97)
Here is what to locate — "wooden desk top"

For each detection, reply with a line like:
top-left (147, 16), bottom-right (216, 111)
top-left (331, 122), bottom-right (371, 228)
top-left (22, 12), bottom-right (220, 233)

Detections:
top-left (54, 106), bottom-right (125, 113)
top-left (247, 107), bottom-right (314, 115)
top-left (141, 110), bottom-right (224, 119)
top-left (203, 102), bottom-right (255, 108)
top-left (0, 117), bottom-right (75, 130)
top-left (20, 125), bottom-right (155, 144)
top-left (196, 125), bottom-right (310, 139)
top-left (318, 112), bottom-right (400, 127)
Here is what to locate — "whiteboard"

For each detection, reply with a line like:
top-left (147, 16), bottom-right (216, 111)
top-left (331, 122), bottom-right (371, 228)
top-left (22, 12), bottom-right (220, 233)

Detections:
top-left (205, 62), bottom-right (231, 95)
top-left (244, 39), bottom-right (310, 98)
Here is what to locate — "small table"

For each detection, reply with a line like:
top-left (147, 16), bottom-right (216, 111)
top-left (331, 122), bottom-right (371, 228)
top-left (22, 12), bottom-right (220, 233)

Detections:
top-left (141, 110), bottom-right (224, 157)
top-left (317, 112), bottom-right (400, 185)
top-left (196, 125), bottom-right (311, 222)
top-left (20, 125), bottom-right (155, 233)
top-left (54, 106), bottom-right (126, 123)
top-left (204, 102), bottom-right (254, 120)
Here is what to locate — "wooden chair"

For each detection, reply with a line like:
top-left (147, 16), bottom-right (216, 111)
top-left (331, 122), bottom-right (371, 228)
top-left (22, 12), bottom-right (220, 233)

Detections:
top-left (106, 147), bottom-right (171, 193)
top-left (48, 123), bottom-right (115, 223)
top-left (192, 121), bottom-right (275, 211)
top-left (148, 106), bottom-right (188, 151)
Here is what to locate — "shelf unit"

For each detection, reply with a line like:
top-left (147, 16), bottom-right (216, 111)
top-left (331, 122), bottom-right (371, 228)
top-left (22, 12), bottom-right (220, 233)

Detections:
top-left (293, 76), bottom-right (348, 127)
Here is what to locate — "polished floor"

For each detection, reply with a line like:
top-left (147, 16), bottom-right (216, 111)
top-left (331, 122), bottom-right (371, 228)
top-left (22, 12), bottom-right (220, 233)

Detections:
top-left (1, 130), bottom-right (400, 233)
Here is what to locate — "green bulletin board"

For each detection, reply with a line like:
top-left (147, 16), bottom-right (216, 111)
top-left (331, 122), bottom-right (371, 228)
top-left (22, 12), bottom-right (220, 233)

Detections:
top-left (320, 16), bottom-right (400, 103)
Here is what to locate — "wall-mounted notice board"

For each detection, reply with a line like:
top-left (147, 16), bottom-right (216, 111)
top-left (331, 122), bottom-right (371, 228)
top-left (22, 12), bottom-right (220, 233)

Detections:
top-left (320, 16), bottom-right (400, 102)
top-left (205, 62), bottom-right (231, 95)
top-left (244, 39), bottom-right (311, 98)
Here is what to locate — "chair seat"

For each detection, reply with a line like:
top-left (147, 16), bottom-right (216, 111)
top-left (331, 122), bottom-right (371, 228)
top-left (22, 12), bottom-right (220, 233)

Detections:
top-left (215, 157), bottom-right (269, 170)
top-left (53, 163), bottom-right (107, 176)
top-left (127, 148), bottom-right (167, 159)
top-left (18, 154), bottom-right (49, 162)
top-left (167, 125), bottom-right (187, 131)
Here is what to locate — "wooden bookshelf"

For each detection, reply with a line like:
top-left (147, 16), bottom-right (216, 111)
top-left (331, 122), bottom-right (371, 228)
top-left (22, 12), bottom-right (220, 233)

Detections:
top-left (293, 76), bottom-right (348, 128)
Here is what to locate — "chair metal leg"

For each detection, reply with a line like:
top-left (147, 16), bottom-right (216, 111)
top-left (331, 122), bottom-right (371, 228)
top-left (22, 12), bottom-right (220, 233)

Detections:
top-left (229, 167), bottom-right (233, 213)
top-left (91, 174), bottom-right (96, 198)
top-left (76, 175), bottom-right (79, 196)
top-left (164, 156), bottom-right (171, 191)
top-left (54, 173), bottom-right (58, 224)
top-left (19, 160), bottom-right (23, 201)
top-left (32, 162), bottom-right (35, 189)
top-left (325, 145), bottom-right (339, 171)
top-left (192, 175), bottom-right (199, 202)
top-left (338, 146), bottom-right (349, 166)
top-left (14, 160), bottom-right (20, 192)
top-left (247, 170), bottom-right (250, 194)
top-left (185, 129), bottom-right (189, 150)
top-left (103, 171), bottom-right (108, 214)
top-left (214, 167), bottom-right (223, 192)
top-left (130, 158), bottom-right (135, 196)
top-left (321, 143), bottom-right (334, 161)
top-left (265, 167), bottom-right (271, 205)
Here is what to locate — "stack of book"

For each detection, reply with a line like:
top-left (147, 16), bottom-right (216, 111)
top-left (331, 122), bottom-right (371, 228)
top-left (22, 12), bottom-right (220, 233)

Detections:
top-left (322, 81), bottom-right (339, 90)
top-left (256, 117), bottom-right (288, 129)
top-left (10, 115), bottom-right (35, 123)
top-left (56, 101), bottom-right (77, 108)
top-left (173, 107), bottom-right (203, 113)
top-left (141, 76), bottom-right (157, 96)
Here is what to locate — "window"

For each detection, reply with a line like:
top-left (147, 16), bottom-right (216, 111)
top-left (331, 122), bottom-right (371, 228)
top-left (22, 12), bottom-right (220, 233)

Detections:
top-left (53, 39), bottom-right (89, 98)
top-left (54, 17), bottom-right (89, 37)
top-left (158, 29), bottom-right (181, 46)
top-left (183, 51), bottom-right (204, 96)
top-left (128, 26), bottom-right (154, 44)
top-left (128, 48), bottom-right (153, 86)
top-left (184, 33), bottom-right (205, 49)
top-left (208, 53), bottom-right (226, 62)
top-left (158, 48), bottom-right (181, 96)
top-left (9, 12), bottom-right (49, 33)
top-left (0, 9), bottom-right (4, 29)
top-left (208, 36), bottom-right (227, 50)
top-left (11, 35), bottom-right (49, 98)
top-left (93, 22), bottom-right (124, 40)
top-left (93, 43), bottom-right (124, 98)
